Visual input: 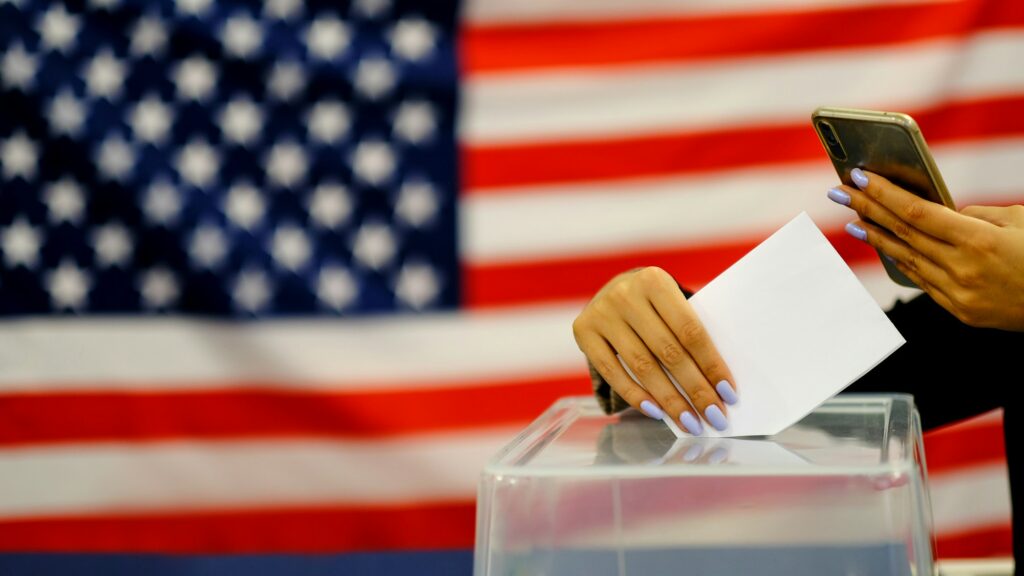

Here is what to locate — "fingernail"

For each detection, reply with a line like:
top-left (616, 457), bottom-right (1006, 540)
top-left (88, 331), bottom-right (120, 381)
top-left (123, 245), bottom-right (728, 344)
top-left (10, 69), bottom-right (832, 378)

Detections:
top-left (845, 222), bottom-right (867, 241)
top-left (680, 412), bottom-right (704, 435)
top-left (683, 443), bottom-right (703, 462)
top-left (704, 405), bottom-right (729, 431)
top-left (883, 253), bottom-right (896, 264)
top-left (851, 168), bottom-right (869, 189)
top-left (827, 187), bottom-right (851, 206)
top-left (716, 380), bottom-right (739, 405)
top-left (708, 446), bottom-right (729, 464)
top-left (639, 400), bottom-right (665, 420)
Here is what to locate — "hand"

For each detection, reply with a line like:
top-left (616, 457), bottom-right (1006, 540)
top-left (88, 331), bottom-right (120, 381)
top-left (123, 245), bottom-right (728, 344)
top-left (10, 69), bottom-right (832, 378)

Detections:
top-left (827, 168), bottom-right (1024, 330)
top-left (572, 267), bottom-right (738, 434)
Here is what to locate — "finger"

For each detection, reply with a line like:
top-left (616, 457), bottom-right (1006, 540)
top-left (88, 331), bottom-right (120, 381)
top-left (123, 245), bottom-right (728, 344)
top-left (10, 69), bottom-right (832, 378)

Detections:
top-left (576, 331), bottom-right (665, 420)
top-left (622, 302), bottom-right (730, 431)
top-left (849, 218), bottom-right (952, 291)
top-left (831, 183), bottom-right (951, 263)
top-left (960, 205), bottom-right (1013, 227)
top-left (849, 169), bottom-right (982, 245)
top-left (648, 286), bottom-right (738, 405)
top-left (603, 323), bottom-right (705, 435)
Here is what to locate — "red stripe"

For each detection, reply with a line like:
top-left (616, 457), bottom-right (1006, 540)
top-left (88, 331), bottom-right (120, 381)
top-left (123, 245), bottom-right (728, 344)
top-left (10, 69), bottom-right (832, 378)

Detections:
top-left (0, 373), bottom-right (589, 446)
top-left (463, 0), bottom-right (1024, 74)
top-left (935, 523), bottom-right (1015, 558)
top-left (924, 415), bottom-right (1006, 474)
top-left (464, 95), bottom-right (1024, 191)
top-left (464, 226), bottom-right (877, 308)
top-left (0, 501), bottom-right (475, 553)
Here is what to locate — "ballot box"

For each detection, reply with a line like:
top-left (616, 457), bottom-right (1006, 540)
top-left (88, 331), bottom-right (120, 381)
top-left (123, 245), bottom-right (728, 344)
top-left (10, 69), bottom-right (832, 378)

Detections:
top-left (474, 394), bottom-right (933, 576)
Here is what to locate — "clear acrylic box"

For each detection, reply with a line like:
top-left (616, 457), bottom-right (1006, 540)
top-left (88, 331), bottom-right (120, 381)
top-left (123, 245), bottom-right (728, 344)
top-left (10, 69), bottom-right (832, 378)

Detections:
top-left (475, 394), bottom-right (933, 576)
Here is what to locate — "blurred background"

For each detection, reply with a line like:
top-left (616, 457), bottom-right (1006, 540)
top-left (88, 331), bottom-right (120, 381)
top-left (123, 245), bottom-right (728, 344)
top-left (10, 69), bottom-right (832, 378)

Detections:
top-left (0, 0), bottom-right (1020, 571)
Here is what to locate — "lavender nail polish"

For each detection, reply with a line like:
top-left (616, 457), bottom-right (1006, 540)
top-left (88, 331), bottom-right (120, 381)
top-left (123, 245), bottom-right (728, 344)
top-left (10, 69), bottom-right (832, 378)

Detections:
top-left (639, 400), bottom-right (666, 420)
top-left (680, 412), bottom-right (704, 435)
top-left (683, 443), bottom-right (704, 462)
top-left (704, 405), bottom-right (729, 431)
top-left (827, 187), bottom-right (851, 206)
top-left (716, 380), bottom-right (739, 405)
top-left (851, 168), bottom-right (869, 189)
top-left (846, 222), bottom-right (867, 241)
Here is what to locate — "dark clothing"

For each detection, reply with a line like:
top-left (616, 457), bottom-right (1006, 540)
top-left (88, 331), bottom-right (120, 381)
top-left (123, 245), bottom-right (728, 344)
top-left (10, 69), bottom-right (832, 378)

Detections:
top-left (593, 293), bottom-right (1020, 563)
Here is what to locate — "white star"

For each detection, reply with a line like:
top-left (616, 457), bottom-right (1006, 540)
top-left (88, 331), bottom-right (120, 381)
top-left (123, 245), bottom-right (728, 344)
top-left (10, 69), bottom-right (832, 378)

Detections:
top-left (394, 179), bottom-right (439, 228)
top-left (189, 223), bottom-right (229, 269)
top-left (91, 222), bottom-right (133, 267)
top-left (89, 0), bottom-right (121, 11)
top-left (308, 182), bottom-right (352, 229)
top-left (129, 95), bottom-right (173, 145)
top-left (1, 218), bottom-right (42, 268)
top-left (270, 224), bottom-right (312, 272)
top-left (351, 221), bottom-right (397, 270)
top-left (352, 0), bottom-right (390, 18)
top-left (392, 99), bottom-right (437, 145)
top-left (139, 266), bottom-right (179, 309)
top-left (44, 177), bottom-right (86, 224)
top-left (217, 97), bottom-right (263, 147)
top-left (232, 268), bottom-right (272, 313)
top-left (264, 140), bottom-right (308, 189)
top-left (175, 139), bottom-right (220, 189)
top-left (304, 16), bottom-right (349, 61)
top-left (350, 139), bottom-right (396, 186)
top-left (1, 132), bottom-right (39, 180)
top-left (306, 100), bottom-right (350, 145)
top-left (317, 265), bottom-right (358, 311)
top-left (95, 134), bottom-right (136, 182)
top-left (393, 261), bottom-right (441, 310)
top-left (173, 56), bottom-right (217, 102)
top-left (176, 0), bottom-right (212, 17)
top-left (353, 55), bottom-right (396, 100)
top-left (264, 0), bottom-right (302, 20)
top-left (266, 60), bottom-right (306, 101)
top-left (46, 260), bottom-right (91, 311)
top-left (46, 90), bottom-right (87, 137)
top-left (130, 16), bottom-right (168, 58)
top-left (142, 179), bottom-right (183, 226)
top-left (389, 18), bottom-right (437, 62)
top-left (224, 182), bottom-right (265, 231)
top-left (82, 49), bottom-right (126, 100)
top-left (37, 4), bottom-right (81, 53)
top-left (2, 43), bottom-right (37, 91)
top-left (221, 14), bottom-right (263, 59)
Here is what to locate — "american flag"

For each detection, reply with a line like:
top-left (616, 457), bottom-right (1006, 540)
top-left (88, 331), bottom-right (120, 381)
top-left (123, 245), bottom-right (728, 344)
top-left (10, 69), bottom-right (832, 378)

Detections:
top-left (0, 0), bottom-right (1017, 568)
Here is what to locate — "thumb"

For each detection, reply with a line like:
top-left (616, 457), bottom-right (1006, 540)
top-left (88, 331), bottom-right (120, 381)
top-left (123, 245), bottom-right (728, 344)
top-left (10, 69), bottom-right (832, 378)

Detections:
top-left (960, 205), bottom-right (1011, 226)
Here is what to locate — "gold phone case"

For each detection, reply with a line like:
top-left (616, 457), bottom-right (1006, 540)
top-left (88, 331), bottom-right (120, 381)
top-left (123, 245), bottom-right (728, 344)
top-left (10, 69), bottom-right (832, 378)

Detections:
top-left (812, 107), bottom-right (955, 288)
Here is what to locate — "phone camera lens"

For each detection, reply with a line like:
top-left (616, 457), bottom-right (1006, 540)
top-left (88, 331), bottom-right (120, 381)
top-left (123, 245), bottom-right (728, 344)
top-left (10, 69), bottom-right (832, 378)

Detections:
top-left (817, 120), bottom-right (847, 161)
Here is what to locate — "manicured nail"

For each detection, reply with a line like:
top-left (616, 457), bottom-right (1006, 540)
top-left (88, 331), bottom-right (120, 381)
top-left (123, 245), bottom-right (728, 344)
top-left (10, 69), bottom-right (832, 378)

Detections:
top-left (716, 380), bottom-right (739, 405)
top-left (851, 168), bottom-right (869, 189)
top-left (708, 446), bottom-right (729, 465)
top-left (680, 412), bottom-right (704, 435)
top-left (639, 400), bottom-right (665, 420)
top-left (845, 222), bottom-right (867, 241)
top-left (827, 187), bottom-right (851, 206)
top-left (883, 253), bottom-right (896, 264)
top-left (704, 405), bottom-right (729, 431)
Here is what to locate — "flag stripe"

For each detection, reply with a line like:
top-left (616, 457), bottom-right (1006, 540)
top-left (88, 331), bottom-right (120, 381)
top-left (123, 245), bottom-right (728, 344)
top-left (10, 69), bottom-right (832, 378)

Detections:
top-left (0, 502), bottom-right (477, 553)
top-left (929, 464), bottom-right (1013, 534)
top-left (0, 377), bottom-right (585, 446)
top-left (464, 95), bottom-right (1024, 191)
top-left (934, 525), bottom-right (1015, 559)
top-left (464, 0), bottom-right (1024, 74)
top-left (462, 31), bottom-right (1024, 144)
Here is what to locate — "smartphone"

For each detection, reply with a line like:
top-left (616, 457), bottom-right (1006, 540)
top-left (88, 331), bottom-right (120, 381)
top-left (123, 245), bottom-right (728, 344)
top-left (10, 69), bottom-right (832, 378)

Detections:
top-left (812, 106), bottom-right (955, 288)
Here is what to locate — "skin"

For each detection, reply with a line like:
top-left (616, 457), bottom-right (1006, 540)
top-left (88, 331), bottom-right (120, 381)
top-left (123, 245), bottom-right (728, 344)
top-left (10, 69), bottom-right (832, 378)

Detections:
top-left (838, 170), bottom-right (1024, 331)
top-left (573, 170), bottom-right (1024, 427)
top-left (572, 266), bottom-right (736, 429)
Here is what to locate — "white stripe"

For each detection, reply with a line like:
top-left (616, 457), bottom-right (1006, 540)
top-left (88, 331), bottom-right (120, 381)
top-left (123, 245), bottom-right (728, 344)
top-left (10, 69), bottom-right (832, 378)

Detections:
top-left (930, 464), bottom-right (1012, 534)
top-left (0, 305), bottom-right (583, 391)
top-left (466, 0), bottom-right (943, 25)
top-left (0, 430), bottom-right (516, 519)
top-left (463, 32), bottom-right (1024, 144)
top-left (464, 137), bottom-right (1024, 262)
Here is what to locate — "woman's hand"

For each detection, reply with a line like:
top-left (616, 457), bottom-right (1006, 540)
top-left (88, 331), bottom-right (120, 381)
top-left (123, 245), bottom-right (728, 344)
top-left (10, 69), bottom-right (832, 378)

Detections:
top-left (572, 267), bottom-right (738, 434)
top-left (828, 168), bottom-right (1024, 331)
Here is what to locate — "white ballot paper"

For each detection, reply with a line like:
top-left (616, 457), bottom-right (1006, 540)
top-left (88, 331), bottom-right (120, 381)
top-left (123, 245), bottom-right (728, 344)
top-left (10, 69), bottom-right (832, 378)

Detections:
top-left (640, 212), bottom-right (905, 438)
